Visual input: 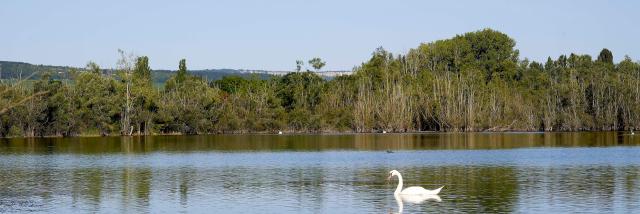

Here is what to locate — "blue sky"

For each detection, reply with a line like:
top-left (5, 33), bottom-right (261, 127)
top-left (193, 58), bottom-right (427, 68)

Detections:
top-left (1, 0), bottom-right (638, 71)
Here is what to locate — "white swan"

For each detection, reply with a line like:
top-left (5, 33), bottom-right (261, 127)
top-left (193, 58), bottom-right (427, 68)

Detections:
top-left (387, 170), bottom-right (443, 195)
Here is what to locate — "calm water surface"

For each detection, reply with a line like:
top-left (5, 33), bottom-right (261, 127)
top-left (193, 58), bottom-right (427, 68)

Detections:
top-left (0, 132), bottom-right (639, 213)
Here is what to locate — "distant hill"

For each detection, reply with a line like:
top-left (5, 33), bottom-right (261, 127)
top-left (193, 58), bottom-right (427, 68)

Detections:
top-left (0, 61), bottom-right (351, 84)
top-left (0, 61), bottom-right (275, 83)
top-left (0, 61), bottom-right (75, 80)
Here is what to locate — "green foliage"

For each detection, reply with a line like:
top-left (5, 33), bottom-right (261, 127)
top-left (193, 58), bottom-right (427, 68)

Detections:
top-left (177, 59), bottom-right (187, 84)
top-left (308, 58), bottom-right (326, 71)
top-left (214, 76), bottom-right (250, 94)
top-left (86, 61), bottom-right (102, 75)
top-left (1, 28), bottom-right (640, 136)
top-left (134, 56), bottom-right (152, 84)
top-left (129, 56), bottom-right (157, 135)
top-left (74, 71), bottom-right (121, 135)
top-left (597, 48), bottom-right (614, 65)
top-left (277, 72), bottom-right (324, 111)
top-left (410, 29), bottom-right (518, 81)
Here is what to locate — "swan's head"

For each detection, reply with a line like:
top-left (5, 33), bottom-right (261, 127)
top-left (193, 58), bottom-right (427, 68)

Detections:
top-left (387, 170), bottom-right (400, 180)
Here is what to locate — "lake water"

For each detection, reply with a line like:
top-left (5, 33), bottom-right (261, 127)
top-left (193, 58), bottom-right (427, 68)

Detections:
top-left (0, 132), bottom-right (639, 213)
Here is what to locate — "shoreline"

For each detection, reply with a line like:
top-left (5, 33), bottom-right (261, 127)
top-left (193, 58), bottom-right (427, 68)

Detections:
top-left (1, 130), bottom-right (633, 139)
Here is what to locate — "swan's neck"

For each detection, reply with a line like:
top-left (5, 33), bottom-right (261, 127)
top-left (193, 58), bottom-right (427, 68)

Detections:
top-left (394, 174), bottom-right (403, 195)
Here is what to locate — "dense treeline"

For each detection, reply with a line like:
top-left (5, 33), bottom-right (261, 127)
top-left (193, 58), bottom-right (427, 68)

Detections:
top-left (1, 29), bottom-right (639, 137)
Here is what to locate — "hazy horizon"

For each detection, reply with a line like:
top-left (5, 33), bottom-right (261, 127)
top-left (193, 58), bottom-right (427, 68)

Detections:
top-left (1, 0), bottom-right (639, 71)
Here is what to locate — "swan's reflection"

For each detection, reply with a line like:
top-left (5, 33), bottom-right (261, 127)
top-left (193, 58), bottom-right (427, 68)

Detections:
top-left (393, 194), bottom-right (442, 213)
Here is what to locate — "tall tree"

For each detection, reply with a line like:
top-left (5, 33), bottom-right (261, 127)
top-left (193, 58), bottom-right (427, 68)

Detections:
top-left (308, 58), bottom-right (326, 72)
top-left (116, 49), bottom-right (136, 135)
top-left (130, 56), bottom-right (156, 135)
top-left (597, 48), bottom-right (613, 65)
top-left (177, 59), bottom-right (187, 84)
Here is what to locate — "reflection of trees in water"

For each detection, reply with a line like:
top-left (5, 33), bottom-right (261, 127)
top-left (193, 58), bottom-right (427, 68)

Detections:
top-left (71, 168), bottom-right (103, 210)
top-left (120, 167), bottom-right (152, 212)
top-left (289, 168), bottom-right (326, 212)
top-left (1, 163), bottom-right (639, 213)
top-left (0, 167), bottom-right (151, 212)
top-left (206, 167), bottom-right (328, 212)
top-left (623, 168), bottom-right (640, 210)
top-left (394, 166), bottom-right (519, 213)
top-left (336, 166), bottom-right (519, 213)
top-left (1, 132), bottom-right (640, 154)
top-left (0, 166), bottom-right (57, 211)
top-left (347, 167), bottom-right (401, 212)
top-left (517, 166), bottom-right (640, 212)
top-left (178, 168), bottom-right (192, 206)
top-left (159, 167), bottom-right (196, 207)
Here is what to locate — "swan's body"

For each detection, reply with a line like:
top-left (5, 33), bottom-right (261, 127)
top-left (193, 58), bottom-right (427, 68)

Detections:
top-left (399, 186), bottom-right (443, 195)
top-left (388, 170), bottom-right (443, 195)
